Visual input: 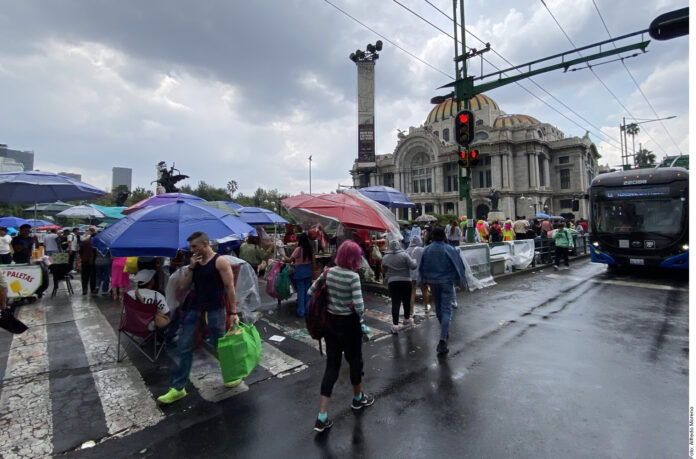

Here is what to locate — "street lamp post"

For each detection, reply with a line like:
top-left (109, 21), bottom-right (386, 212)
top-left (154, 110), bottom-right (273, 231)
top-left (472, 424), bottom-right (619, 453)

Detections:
top-left (308, 155), bottom-right (312, 194)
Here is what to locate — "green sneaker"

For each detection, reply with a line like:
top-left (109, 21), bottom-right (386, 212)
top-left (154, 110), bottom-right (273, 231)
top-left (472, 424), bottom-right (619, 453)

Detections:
top-left (157, 387), bottom-right (187, 404)
top-left (224, 379), bottom-right (243, 388)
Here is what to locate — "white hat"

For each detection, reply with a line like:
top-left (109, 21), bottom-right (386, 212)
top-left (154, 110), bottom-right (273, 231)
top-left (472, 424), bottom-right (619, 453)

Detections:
top-left (132, 269), bottom-right (156, 286)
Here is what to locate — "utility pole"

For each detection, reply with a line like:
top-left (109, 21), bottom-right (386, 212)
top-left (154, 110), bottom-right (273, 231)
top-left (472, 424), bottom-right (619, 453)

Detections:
top-left (308, 155), bottom-right (312, 194)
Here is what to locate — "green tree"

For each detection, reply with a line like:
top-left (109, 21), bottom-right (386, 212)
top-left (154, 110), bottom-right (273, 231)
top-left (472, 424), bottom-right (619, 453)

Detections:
top-left (227, 180), bottom-right (238, 198)
top-left (635, 148), bottom-right (657, 168)
top-left (625, 123), bottom-right (640, 158)
top-left (126, 187), bottom-right (154, 206)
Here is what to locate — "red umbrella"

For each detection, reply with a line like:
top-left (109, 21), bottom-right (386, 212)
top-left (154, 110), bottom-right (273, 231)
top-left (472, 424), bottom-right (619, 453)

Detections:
top-left (37, 224), bottom-right (62, 231)
top-left (281, 193), bottom-right (390, 231)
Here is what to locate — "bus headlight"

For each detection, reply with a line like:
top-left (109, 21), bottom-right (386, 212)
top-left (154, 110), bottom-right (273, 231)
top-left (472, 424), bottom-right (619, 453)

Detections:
top-left (682, 244), bottom-right (689, 251)
top-left (592, 242), bottom-right (599, 248)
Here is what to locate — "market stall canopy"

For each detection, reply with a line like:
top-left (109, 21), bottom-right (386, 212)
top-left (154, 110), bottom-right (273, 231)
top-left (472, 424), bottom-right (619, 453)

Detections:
top-left (23, 201), bottom-right (73, 213)
top-left (57, 205), bottom-right (105, 219)
top-left (238, 207), bottom-right (288, 225)
top-left (89, 204), bottom-right (127, 220)
top-left (122, 192), bottom-right (206, 215)
top-left (94, 200), bottom-right (256, 257)
top-left (37, 224), bottom-right (62, 231)
top-left (0, 171), bottom-right (105, 204)
top-left (281, 190), bottom-right (399, 234)
top-left (224, 201), bottom-right (244, 211)
top-left (358, 185), bottom-right (415, 208)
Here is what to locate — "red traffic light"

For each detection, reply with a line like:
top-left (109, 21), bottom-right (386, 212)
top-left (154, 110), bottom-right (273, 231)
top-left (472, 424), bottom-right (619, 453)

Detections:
top-left (458, 113), bottom-right (469, 124)
top-left (470, 149), bottom-right (478, 159)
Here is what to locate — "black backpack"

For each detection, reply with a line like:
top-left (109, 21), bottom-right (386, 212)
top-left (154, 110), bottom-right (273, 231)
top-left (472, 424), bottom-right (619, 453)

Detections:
top-left (306, 268), bottom-right (331, 354)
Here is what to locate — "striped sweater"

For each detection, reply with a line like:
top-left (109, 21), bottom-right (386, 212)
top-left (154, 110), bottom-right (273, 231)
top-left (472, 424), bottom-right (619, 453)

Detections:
top-left (308, 266), bottom-right (364, 316)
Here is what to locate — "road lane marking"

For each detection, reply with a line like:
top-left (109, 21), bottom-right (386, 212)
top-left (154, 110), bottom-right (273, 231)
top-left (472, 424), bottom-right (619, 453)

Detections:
top-left (546, 273), bottom-right (687, 291)
top-left (71, 300), bottom-right (164, 436)
top-left (0, 303), bottom-right (53, 458)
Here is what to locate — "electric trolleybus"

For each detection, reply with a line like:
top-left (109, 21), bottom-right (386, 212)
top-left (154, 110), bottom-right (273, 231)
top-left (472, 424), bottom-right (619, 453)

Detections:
top-left (588, 167), bottom-right (688, 269)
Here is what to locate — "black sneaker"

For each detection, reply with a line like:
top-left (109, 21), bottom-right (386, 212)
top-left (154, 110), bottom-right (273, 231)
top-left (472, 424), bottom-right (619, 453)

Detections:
top-left (436, 340), bottom-right (449, 355)
top-left (351, 392), bottom-right (375, 410)
top-left (314, 417), bottom-right (333, 432)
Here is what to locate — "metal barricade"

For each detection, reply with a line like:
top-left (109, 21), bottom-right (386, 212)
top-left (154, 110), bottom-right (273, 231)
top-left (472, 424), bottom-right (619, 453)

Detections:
top-left (457, 243), bottom-right (495, 290)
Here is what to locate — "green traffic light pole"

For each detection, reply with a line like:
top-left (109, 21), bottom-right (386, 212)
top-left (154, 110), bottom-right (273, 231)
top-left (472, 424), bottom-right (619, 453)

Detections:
top-left (453, 0), bottom-right (475, 242)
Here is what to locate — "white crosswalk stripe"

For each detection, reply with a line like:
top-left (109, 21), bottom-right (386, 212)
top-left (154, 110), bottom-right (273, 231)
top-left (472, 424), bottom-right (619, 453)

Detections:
top-left (0, 303), bottom-right (53, 459)
top-left (70, 300), bottom-right (164, 436)
top-left (546, 273), bottom-right (688, 291)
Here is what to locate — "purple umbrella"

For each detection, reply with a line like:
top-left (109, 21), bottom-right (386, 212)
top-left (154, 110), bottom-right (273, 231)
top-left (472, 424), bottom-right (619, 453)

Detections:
top-left (122, 192), bottom-right (206, 215)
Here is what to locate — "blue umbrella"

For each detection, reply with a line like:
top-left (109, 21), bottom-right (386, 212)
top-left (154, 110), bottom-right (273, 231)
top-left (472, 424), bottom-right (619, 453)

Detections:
top-left (93, 200), bottom-right (257, 257)
top-left (223, 201), bottom-right (244, 211)
top-left (536, 212), bottom-right (551, 219)
top-left (0, 216), bottom-right (28, 227)
top-left (358, 186), bottom-right (415, 208)
top-left (0, 170), bottom-right (105, 204)
top-left (238, 207), bottom-right (288, 225)
top-left (25, 219), bottom-right (54, 227)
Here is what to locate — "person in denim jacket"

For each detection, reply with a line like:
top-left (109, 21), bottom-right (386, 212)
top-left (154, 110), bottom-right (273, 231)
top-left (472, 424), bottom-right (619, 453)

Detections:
top-left (418, 226), bottom-right (467, 355)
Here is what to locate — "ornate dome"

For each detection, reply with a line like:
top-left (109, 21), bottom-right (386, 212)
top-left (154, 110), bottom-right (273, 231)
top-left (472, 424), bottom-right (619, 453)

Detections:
top-left (425, 94), bottom-right (499, 124)
top-left (493, 114), bottom-right (540, 128)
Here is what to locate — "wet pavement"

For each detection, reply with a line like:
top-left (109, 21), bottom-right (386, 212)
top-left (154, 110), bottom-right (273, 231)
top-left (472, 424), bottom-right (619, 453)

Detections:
top-left (0, 258), bottom-right (688, 458)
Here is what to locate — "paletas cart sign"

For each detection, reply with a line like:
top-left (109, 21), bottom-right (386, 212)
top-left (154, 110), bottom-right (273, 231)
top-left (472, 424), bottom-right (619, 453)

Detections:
top-left (2, 265), bottom-right (43, 297)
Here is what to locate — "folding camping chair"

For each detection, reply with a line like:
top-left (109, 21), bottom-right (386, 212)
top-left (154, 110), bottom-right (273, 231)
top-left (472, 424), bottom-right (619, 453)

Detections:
top-left (49, 252), bottom-right (74, 296)
top-left (117, 293), bottom-right (165, 363)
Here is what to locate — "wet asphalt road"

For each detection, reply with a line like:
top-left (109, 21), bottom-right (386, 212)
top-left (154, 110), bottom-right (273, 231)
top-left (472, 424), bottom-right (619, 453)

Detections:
top-left (72, 259), bottom-right (688, 458)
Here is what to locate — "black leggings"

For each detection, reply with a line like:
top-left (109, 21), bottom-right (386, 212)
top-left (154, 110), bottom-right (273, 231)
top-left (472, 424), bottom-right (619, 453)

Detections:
top-left (320, 313), bottom-right (363, 397)
top-left (388, 281), bottom-right (412, 325)
top-left (554, 246), bottom-right (569, 267)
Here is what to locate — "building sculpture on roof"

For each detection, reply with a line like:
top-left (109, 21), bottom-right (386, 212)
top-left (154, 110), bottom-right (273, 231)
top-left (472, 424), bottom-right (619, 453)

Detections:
top-left (351, 94), bottom-right (599, 220)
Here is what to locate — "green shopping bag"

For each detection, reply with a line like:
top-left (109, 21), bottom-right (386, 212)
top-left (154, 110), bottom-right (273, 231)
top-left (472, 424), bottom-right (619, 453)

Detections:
top-left (217, 322), bottom-right (262, 383)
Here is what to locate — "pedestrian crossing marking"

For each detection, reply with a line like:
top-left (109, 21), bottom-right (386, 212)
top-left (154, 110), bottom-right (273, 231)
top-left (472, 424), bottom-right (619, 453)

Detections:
top-left (0, 303), bottom-right (54, 459)
top-left (70, 300), bottom-right (164, 436)
top-left (260, 342), bottom-right (307, 377)
top-left (188, 347), bottom-right (249, 403)
top-left (546, 273), bottom-right (688, 291)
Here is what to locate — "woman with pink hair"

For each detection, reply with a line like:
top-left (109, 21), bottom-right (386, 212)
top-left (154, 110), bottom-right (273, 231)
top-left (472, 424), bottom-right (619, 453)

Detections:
top-left (308, 240), bottom-right (375, 433)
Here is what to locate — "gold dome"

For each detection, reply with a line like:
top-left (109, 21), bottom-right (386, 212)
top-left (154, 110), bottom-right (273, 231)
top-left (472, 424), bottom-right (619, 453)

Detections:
top-left (425, 94), bottom-right (499, 124)
top-left (493, 114), bottom-right (540, 128)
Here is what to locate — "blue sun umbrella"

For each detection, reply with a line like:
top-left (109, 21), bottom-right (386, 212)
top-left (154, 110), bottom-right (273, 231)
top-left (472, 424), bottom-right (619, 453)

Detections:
top-left (238, 207), bottom-right (288, 225)
top-left (25, 219), bottom-right (54, 227)
top-left (358, 186), bottom-right (415, 208)
top-left (0, 216), bottom-right (29, 227)
top-left (93, 200), bottom-right (257, 257)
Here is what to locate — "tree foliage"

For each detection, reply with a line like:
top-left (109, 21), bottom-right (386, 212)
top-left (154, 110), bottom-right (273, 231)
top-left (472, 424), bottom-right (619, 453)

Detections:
top-left (635, 148), bottom-right (657, 168)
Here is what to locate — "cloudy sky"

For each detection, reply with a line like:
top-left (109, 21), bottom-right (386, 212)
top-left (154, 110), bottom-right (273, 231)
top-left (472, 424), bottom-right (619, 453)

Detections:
top-left (0, 0), bottom-right (689, 196)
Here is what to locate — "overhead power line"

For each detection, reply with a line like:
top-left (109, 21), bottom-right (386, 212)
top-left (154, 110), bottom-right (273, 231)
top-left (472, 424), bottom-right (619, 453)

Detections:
top-left (413, 0), bottom-right (623, 151)
top-left (323, 0), bottom-right (452, 79)
top-left (591, 0), bottom-right (682, 154)
top-left (539, 0), bottom-right (669, 157)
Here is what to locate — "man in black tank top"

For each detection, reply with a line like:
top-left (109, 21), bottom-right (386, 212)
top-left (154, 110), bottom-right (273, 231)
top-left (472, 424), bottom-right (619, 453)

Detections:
top-left (157, 231), bottom-right (239, 405)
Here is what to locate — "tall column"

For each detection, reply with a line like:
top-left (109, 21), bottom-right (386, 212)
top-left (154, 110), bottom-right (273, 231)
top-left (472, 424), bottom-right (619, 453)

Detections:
top-left (544, 157), bottom-right (551, 189)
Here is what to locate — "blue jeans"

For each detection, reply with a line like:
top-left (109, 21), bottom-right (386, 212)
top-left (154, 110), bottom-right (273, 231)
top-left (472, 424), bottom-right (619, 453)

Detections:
top-left (168, 306), bottom-right (226, 390)
top-left (293, 264), bottom-right (312, 317)
top-left (430, 283), bottom-right (455, 341)
top-left (95, 264), bottom-right (111, 293)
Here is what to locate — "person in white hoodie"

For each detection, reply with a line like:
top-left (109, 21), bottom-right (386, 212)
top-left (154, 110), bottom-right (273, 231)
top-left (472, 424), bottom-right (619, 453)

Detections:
top-left (382, 237), bottom-right (417, 334)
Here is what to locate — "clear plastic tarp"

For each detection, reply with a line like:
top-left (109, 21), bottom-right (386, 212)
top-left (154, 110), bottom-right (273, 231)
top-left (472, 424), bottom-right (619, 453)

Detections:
top-left (457, 244), bottom-right (496, 291)
top-left (511, 240), bottom-right (535, 269)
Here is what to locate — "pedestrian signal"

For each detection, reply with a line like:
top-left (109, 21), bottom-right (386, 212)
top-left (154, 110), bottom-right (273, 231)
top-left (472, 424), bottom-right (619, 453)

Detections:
top-left (454, 110), bottom-right (475, 147)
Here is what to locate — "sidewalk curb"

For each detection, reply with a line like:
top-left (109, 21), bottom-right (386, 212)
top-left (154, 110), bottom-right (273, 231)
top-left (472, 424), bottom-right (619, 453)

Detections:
top-left (362, 253), bottom-right (591, 295)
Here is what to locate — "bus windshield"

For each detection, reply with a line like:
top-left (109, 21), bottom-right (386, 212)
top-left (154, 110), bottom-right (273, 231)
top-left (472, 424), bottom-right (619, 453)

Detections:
top-left (592, 187), bottom-right (686, 235)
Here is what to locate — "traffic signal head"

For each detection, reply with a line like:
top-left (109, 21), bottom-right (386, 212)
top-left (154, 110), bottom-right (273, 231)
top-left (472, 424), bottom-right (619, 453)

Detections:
top-left (469, 149), bottom-right (480, 167)
top-left (458, 150), bottom-right (467, 168)
top-left (454, 110), bottom-right (475, 147)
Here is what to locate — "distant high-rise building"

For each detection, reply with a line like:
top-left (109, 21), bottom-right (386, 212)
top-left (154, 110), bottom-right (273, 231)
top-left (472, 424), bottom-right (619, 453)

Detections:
top-left (0, 144), bottom-right (34, 170)
top-left (0, 157), bottom-right (24, 172)
top-left (58, 172), bottom-right (82, 181)
top-left (112, 167), bottom-right (132, 191)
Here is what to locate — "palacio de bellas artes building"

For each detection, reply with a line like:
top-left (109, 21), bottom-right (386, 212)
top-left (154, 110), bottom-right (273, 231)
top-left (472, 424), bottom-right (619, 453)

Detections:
top-left (350, 94), bottom-right (600, 222)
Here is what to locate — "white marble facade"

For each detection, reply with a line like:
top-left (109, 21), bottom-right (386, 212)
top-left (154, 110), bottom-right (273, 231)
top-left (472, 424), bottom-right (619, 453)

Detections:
top-left (351, 94), bottom-right (600, 221)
